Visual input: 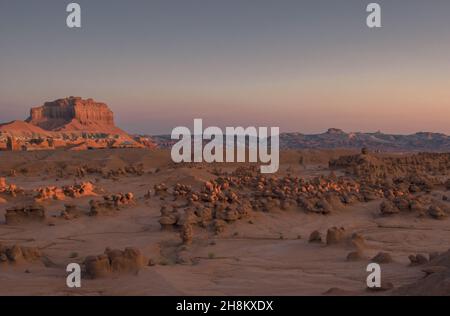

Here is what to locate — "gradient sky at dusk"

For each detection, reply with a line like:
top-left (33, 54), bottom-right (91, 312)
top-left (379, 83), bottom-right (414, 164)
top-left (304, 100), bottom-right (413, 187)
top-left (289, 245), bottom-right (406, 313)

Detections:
top-left (1, 0), bottom-right (450, 134)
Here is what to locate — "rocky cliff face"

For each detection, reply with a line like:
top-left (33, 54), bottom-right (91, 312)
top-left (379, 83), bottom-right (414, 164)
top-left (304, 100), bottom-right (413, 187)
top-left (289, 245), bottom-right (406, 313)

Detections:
top-left (0, 97), bottom-right (154, 151)
top-left (27, 97), bottom-right (115, 131)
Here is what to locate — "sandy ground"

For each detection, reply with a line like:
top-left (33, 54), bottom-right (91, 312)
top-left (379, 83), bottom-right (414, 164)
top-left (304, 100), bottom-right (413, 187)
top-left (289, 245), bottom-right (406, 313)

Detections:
top-left (0, 149), bottom-right (448, 296)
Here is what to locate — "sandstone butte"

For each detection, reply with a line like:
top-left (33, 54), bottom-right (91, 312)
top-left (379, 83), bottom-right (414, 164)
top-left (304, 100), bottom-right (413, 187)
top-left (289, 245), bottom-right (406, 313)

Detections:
top-left (0, 97), bottom-right (155, 151)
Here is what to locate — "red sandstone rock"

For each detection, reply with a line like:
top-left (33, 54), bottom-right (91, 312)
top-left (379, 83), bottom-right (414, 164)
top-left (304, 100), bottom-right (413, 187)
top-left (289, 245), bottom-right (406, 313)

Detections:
top-left (1, 97), bottom-right (142, 150)
top-left (0, 178), bottom-right (6, 190)
top-left (35, 186), bottom-right (65, 202)
top-left (0, 178), bottom-right (23, 197)
top-left (409, 254), bottom-right (429, 266)
top-left (28, 97), bottom-right (115, 131)
top-left (63, 182), bottom-right (96, 198)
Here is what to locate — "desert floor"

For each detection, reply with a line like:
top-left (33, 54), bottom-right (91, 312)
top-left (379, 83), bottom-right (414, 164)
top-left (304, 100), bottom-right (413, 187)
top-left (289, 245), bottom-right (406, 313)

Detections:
top-left (0, 149), bottom-right (449, 295)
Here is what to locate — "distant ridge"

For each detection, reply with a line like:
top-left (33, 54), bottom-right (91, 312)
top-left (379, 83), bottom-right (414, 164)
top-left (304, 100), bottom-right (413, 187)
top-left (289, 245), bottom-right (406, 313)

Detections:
top-left (279, 129), bottom-right (450, 152)
top-left (1, 98), bottom-right (449, 152)
top-left (148, 128), bottom-right (450, 152)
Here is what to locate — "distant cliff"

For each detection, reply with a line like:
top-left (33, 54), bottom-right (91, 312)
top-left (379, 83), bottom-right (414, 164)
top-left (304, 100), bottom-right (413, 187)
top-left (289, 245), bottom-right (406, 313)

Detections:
top-left (27, 97), bottom-right (116, 132)
top-left (279, 129), bottom-right (450, 152)
top-left (0, 97), bottom-right (155, 151)
top-left (149, 128), bottom-right (450, 152)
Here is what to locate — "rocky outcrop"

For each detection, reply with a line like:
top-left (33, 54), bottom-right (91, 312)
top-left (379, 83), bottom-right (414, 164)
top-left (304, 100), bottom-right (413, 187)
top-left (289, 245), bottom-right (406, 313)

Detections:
top-left (34, 186), bottom-right (65, 202)
top-left (88, 193), bottom-right (135, 216)
top-left (309, 230), bottom-right (322, 243)
top-left (34, 182), bottom-right (97, 202)
top-left (84, 247), bottom-right (147, 278)
top-left (27, 97), bottom-right (114, 131)
top-left (0, 97), bottom-right (148, 151)
top-left (380, 200), bottom-right (400, 216)
top-left (395, 250), bottom-right (450, 295)
top-left (326, 227), bottom-right (346, 245)
top-left (0, 243), bottom-right (41, 265)
top-left (60, 204), bottom-right (85, 220)
top-left (5, 204), bottom-right (46, 225)
top-left (371, 252), bottom-right (393, 264)
top-left (0, 178), bottom-right (6, 191)
top-left (0, 178), bottom-right (23, 198)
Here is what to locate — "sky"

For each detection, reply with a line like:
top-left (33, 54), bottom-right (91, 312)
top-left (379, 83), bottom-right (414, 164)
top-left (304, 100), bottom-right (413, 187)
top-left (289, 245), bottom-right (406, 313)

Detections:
top-left (1, 0), bottom-right (450, 135)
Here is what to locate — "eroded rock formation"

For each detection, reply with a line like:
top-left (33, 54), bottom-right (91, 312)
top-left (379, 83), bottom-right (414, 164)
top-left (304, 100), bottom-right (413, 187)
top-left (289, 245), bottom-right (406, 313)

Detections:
top-left (34, 182), bottom-right (97, 202)
top-left (27, 97), bottom-right (115, 131)
top-left (84, 247), bottom-right (146, 278)
top-left (5, 204), bottom-right (46, 225)
top-left (0, 97), bottom-right (148, 151)
top-left (88, 193), bottom-right (135, 216)
top-left (0, 243), bottom-right (41, 265)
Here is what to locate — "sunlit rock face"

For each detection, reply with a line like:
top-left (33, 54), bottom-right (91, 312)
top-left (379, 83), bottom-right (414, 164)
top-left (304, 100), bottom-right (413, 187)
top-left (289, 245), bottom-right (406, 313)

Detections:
top-left (27, 97), bottom-right (115, 131)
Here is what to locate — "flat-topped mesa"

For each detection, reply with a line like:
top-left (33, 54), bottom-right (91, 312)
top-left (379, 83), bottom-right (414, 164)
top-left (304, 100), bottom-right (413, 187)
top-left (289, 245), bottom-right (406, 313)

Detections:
top-left (27, 97), bottom-right (115, 131)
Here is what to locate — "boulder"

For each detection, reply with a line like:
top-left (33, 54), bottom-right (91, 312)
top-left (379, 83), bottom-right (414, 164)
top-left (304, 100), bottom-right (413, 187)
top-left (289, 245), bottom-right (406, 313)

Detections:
top-left (308, 230), bottom-right (322, 243)
top-left (371, 252), bottom-right (393, 264)
top-left (380, 200), bottom-right (399, 216)
top-left (107, 247), bottom-right (146, 274)
top-left (0, 244), bottom-right (41, 264)
top-left (84, 255), bottom-right (112, 278)
top-left (428, 205), bottom-right (447, 220)
top-left (35, 186), bottom-right (65, 202)
top-left (326, 227), bottom-right (346, 245)
top-left (409, 254), bottom-right (429, 266)
top-left (63, 182), bottom-right (96, 198)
